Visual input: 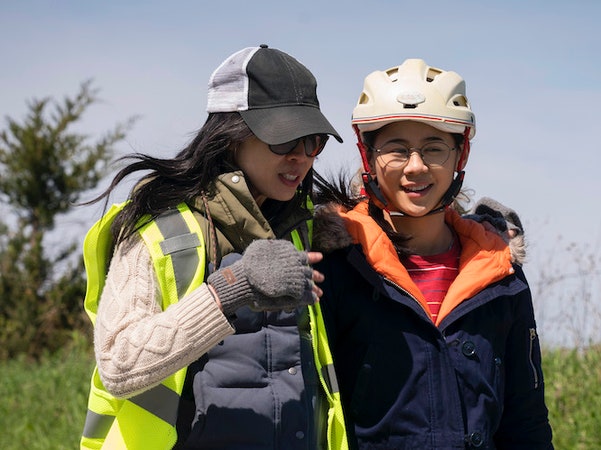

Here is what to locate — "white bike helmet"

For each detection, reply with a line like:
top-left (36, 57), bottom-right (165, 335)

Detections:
top-left (352, 58), bottom-right (475, 140)
top-left (352, 59), bottom-right (475, 214)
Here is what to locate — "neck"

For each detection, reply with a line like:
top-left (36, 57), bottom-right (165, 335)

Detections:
top-left (388, 212), bottom-right (453, 256)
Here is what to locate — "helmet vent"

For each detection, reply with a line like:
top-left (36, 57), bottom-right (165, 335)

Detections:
top-left (426, 68), bottom-right (442, 83)
top-left (352, 59), bottom-right (475, 139)
top-left (452, 95), bottom-right (468, 107)
top-left (385, 68), bottom-right (400, 82)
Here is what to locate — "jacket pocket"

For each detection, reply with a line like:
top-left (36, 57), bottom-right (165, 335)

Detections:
top-left (349, 344), bottom-right (408, 428)
top-left (492, 353), bottom-right (506, 405)
top-left (528, 327), bottom-right (541, 389)
top-left (350, 351), bottom-right (374, 420)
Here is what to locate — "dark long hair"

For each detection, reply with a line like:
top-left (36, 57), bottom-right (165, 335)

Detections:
top-left (85, 112), bottom-right (314, 243)
top-left (313, 170), bottom-right (413, 257)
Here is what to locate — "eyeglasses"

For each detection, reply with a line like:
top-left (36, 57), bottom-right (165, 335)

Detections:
top-left (268, 134), bottom-right (329, 157)
top-left (373, 141), bottom-right (456, 168)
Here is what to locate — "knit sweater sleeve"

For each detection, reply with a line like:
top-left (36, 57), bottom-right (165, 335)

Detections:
top-left (94, 235), bottom-right (235, 399)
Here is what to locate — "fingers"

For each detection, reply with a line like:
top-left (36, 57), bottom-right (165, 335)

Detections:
top-left (312, 268), bottom-right (324, 283)
top-left (306, 251), bottom-right (323, 264)
top-left (312, 269), bottom-right (324, 299)
top-left (481, 221), bottom-right (513, 243)
top-left (312, 282), bottom-right (323, 300)
top-left (310, 270), bottom-right (324, 301)
top-left (307, 252), bottom-right (324, 299)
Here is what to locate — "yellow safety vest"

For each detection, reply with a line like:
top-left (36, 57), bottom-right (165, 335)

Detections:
top-left (81, 202), bottom-right (348, 449)
top-left (81, 202), bottom-right (206, 449)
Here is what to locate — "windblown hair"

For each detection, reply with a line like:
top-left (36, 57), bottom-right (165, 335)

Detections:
top-left (313, 170), bottom-right (413, 257)
top-left (84, 112), bottom-right (314, 243)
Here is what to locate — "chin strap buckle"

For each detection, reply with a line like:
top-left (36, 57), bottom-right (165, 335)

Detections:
top-left (361, 172), bottom-right (388, 210)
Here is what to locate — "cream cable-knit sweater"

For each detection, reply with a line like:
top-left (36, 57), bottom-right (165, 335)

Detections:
top-left (94, 236), bottom-right (235, 399)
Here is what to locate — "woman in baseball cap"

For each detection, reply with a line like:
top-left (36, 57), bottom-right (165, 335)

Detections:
top-left (80, 45), bottom-right (348, 449)
top-left (312, 59), bottom-right (553, 449)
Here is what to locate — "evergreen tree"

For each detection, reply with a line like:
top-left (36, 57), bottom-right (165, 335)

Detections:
top-left (0, 80), bottom-right (136, 359)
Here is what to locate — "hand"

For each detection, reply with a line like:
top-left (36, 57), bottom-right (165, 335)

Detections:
top-left (466, 197), bottom-right (526, 264)
top-left (481, 220), bottom-right (518, 244)
top-left (469, 196), bottom-right (524, 237)
top-left (208, 239), bottom-right (322, 316)
top-left (307, 251), bottom-right (324, 299)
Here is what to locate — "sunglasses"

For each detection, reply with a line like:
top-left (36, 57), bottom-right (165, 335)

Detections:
top-left (268, 134), bottom-right (329, 157)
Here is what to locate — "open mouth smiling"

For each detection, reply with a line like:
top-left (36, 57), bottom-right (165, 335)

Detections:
top-left (402, 184), bottom-right (432, 193)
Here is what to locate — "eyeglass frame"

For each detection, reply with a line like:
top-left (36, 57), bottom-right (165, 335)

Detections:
top-left (268, 134), bottom-right (329, 157)
top-left (371, 140), bottom-right (457, 167)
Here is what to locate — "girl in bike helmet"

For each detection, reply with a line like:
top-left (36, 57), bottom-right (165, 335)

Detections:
top-left (312, 58), bottom-right (553, 449)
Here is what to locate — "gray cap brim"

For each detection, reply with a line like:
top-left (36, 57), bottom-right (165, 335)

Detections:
top-left (240, 105), bottom-right (342, 145)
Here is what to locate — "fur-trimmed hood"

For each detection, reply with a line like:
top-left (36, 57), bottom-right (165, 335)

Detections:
top-left (312, 201), bottom-right (526, 266)
top-left (312, 202), bottom-right (355, 254)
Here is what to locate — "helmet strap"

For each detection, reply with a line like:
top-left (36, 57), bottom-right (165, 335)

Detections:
top-left (361, 172), bottom-right (389, 210)
top-left (456, 127), bottom-right (471, 171)
top-left (439, 170), bottom-right (465, 209)
top-left (354, 124), bottom-right (389, 210)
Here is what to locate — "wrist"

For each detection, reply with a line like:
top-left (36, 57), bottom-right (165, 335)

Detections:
top-left (207, 264), bottom-right (253, 317)
top-left (206, 284), bottom-right (222, 311)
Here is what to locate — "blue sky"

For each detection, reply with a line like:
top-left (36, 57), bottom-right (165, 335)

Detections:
top-left (1, 0), bottom-right (600, 346)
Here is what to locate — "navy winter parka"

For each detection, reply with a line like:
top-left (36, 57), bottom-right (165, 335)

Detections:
top-left (313, 201), bottom-right (553, 450)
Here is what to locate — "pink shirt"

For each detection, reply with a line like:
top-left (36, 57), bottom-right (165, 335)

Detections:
top-left (403, 239), bottom-right (461, 323)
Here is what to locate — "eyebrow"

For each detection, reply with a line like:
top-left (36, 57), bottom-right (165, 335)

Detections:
top-left (378, 136), bottom-right (447, 146)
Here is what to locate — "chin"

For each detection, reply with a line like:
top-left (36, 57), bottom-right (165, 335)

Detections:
top-left (392, 202), bottom-right (432, 218)
top-left (272, 192), bottom-right (297, 202)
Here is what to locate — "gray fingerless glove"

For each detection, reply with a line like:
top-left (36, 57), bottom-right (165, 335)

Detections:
top-left (207, 239), bottom-right (315, 317)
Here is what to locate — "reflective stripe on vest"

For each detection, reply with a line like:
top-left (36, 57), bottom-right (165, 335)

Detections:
top-left (292, 225), bottom-right (349, 450)
top-left (81, 203), bottom-right (205, 450)
top-left (140, 203), bottom-right (206, 308)
top-left (308, 302), bottom-right (349, 450)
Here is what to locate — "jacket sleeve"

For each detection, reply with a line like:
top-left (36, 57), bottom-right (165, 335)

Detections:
top-left (94, 236), bottom-right (235, 399)
top-left (494, 266), bottom-right (554, 449)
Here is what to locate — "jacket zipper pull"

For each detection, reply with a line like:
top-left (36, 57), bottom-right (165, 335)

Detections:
top-left (529, 328), bottom-right (539, 389)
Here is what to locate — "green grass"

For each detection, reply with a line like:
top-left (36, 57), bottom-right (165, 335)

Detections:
top-left (0, 335), bottom-right (95, 450)
top-left (543, 345), bottom-right (601, 449)
top-left (0, 340), bottom-right (599, 449)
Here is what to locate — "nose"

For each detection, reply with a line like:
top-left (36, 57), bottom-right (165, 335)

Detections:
top-left (404, 151), bottom-right (428, 173)
top-left (285, 142), bottom-right (309, 160)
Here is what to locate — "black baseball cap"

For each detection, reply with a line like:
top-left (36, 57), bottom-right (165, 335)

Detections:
top-left (207, 45), bottom-right (342, 145)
